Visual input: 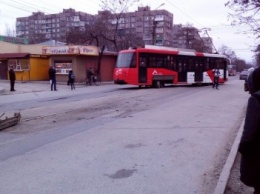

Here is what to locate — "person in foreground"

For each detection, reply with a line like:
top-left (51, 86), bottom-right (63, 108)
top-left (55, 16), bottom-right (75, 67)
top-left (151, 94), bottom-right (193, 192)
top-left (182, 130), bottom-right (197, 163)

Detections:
top-left (48, 66), bottom-right (57, 91)
top-left (9, 66), bottom-right (16, 91)
top-left (239, 67), bottom-right (260, 194)
top-left (68, 70), bottom-right (75, 90)
top-left (212, 68), bottom-right (220, 89)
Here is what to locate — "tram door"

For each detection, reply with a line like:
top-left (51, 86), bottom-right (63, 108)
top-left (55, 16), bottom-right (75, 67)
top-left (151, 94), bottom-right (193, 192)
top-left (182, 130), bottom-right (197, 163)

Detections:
top-left (194, 58), bottom-right (204, 82)
top-left (139, 56), bottom-right (147, 83)
top-left (177, 57), bottom-right (188, 82)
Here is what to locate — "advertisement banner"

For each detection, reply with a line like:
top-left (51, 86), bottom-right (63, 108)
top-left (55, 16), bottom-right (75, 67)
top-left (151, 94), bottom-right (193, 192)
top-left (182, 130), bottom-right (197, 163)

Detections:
top-left (42, 46), bottom-right (99, 56)
top-left (79, 46), bottom-right (99, 56)
top-left (42, 46), bottom-right (79, 55)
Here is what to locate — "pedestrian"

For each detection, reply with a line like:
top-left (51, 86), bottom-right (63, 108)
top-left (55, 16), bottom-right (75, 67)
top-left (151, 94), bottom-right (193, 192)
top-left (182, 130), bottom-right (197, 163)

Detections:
top-left (212, 68), bottom-right (220, 89)
top-left (68, 70), bottom-right (75, 90)
top-left (239, 66), bottom-right (260, 194)
top-left (9, 66), bottom-right (16, 92)
top-left (87, 67), bottom-right (94, 85)
top-left (48, 66), bottom-right (57, 91)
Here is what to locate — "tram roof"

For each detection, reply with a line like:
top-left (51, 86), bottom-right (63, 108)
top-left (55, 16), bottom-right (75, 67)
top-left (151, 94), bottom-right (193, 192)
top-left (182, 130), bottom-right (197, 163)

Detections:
top-left (124, 45), bottom-right (227, 59)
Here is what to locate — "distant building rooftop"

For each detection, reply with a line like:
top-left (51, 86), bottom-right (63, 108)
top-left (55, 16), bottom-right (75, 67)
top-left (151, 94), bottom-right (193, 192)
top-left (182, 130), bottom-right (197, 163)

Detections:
top-left (0, 35), bottom-right (28, 45)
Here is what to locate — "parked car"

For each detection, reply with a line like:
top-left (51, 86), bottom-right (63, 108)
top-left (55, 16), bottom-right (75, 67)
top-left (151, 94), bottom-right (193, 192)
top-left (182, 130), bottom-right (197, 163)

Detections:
top-left (243, 67), bottom-right (255, 92)
top-left (239, 70), bottom-right (250, 80)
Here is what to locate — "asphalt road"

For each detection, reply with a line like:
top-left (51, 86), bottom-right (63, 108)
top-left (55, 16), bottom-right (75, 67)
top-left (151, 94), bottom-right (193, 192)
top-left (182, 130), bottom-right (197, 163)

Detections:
top-left (0, 77), bottom-right (249, 194)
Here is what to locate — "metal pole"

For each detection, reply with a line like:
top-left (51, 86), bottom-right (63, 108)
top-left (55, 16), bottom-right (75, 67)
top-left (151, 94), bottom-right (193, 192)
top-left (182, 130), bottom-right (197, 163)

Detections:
top-left (201, 28), bottom-right (218, 53)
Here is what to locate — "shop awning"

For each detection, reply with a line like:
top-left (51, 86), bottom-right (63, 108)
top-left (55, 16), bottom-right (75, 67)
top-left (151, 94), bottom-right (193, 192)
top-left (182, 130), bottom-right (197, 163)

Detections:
top-left (0, 53), bottom-right (30, 59)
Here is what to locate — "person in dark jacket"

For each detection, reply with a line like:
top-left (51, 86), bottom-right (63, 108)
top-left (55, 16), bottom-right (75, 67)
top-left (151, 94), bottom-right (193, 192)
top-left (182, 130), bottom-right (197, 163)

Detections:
top-left (239, 66), bottom-right (260, 194)
top-left (68, 70), bottom-right (75, 90)
top-left (212, 68), bottom-right (220, 89)
top-left (9, 66), bottom-right (16, 91)
top-left (48, 66), bottom-right (57, 91)
top-left (87, 67), bottom-right (94, 85)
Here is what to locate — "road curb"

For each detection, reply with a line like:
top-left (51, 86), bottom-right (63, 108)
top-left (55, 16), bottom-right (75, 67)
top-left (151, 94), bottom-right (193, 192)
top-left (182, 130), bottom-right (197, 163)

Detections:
top-left (0, 87), bottom-right (4, 94)
top-left (213, 119), bottom-right (245, 194)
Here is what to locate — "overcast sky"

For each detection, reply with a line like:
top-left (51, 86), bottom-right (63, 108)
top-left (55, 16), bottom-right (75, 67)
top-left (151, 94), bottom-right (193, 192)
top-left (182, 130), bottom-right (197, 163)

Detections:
top-left (0, 0), bottom-right (258, 64)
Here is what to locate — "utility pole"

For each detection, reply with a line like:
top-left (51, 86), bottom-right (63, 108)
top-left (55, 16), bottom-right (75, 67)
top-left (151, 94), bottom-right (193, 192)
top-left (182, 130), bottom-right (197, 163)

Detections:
top-left (152, 3), bottom-right (165, 45)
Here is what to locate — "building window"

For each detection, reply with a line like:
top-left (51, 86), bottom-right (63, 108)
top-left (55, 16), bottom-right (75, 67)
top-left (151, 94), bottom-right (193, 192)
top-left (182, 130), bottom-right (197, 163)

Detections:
top-left (8, 59), bottom-right (30, 71)
top-left (55, 61), bottom-right (72, 74)
top-left (144, 16), bottom-right (149, 21)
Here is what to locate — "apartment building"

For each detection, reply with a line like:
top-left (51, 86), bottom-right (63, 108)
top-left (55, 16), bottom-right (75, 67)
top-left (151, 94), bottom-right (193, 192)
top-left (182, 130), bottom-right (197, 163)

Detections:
top-left (130, 6), bottom-right (173, 46)
top-left (16, 9), bottom-right (95, 43)
top-left (201, 37), bottom-right (213, 53)
top-left (16, 6), bottom-right (173, 47)
top-left (172, 24), bottom-right (213, 53)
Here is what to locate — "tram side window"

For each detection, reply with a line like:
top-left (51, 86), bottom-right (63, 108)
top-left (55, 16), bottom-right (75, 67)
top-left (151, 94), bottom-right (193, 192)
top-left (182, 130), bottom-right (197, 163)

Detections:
top-left (178, 57), bottom-right (189, 72)
top-left (148, 54), bottom-right (166, 68)
top-left (166, 55), bottom-right (177, 70)
top-left (216, 59), bottom-right (224, 69)
top-left (131, 54), bottom-right (136, 68)
top-left (148, 56), bottom-right (156, 67)
top-left (195, 58), bottom-right (206, 71)
top-left (209, 58), bottom-right (216, 69)
top-left (116, 53), bottom-right (136, 68)
top-left (139, 55), bottom-right (147, 67)
top-left (205, 58), bottom-right (210, 70)
top-left (188, 58), bottom-right (194, 71)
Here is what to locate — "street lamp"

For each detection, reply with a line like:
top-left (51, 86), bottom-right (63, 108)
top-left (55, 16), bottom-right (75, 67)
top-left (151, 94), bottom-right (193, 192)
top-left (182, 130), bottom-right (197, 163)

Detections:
top-left (152, 3), bottom-right (165, 45)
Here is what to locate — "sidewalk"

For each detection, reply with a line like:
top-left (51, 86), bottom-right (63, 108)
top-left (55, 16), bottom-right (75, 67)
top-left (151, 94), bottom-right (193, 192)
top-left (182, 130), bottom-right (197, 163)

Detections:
top-left (0, 80), bottom-right (68, 95)
top-left (0, 80), bottom-right (113, 95)
top-left (213, 119), bottom-right (244, 194)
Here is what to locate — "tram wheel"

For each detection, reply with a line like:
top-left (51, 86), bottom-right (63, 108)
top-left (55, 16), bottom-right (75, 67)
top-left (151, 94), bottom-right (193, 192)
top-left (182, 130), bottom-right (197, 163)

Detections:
top-left (155, 81), bottom-right (161, 88)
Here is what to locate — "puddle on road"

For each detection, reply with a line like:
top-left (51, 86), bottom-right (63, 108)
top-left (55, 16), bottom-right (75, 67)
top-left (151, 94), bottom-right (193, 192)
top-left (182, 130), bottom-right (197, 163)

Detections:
top-left (105, 169), bottom-right (137, 179)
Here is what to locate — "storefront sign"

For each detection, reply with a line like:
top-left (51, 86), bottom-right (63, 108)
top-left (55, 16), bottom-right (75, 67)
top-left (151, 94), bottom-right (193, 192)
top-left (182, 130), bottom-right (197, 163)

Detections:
top-left (42, 46), bottom-right (79, 55)
top-left (42, 45), bottom-right (99, 56)
top-left (79, 46), bottom-right (99, 56)
top-left (30, 54), bottom-right (49, 58)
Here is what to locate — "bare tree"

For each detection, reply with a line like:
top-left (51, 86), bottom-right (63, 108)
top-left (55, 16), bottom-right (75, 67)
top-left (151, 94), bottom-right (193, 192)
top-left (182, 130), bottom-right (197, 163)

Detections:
top-left (5, 24), bottom-right (15, 37)
top-left (66, 27), bottom-right (90, 45)
top-left (65, 0), bottom-right (140, 75)
top-left (28, 33), bottom-right (47, 44)
top-left (233, 58), bottom-right (252, 71)
top-left (254, 44), bottom-right (260, 66)
top-left (225, 1), bottom-right (260, 65)
top-left (218, 44), bottom-right (237, 60)
top-left (66, 0), bottom-right (140, 51)
top-left (100, 0), bottom-right (140, 52)
top-left (225, 0), bottom-right (260, 36)
top-left (218, 44), bottom-right (252, 70)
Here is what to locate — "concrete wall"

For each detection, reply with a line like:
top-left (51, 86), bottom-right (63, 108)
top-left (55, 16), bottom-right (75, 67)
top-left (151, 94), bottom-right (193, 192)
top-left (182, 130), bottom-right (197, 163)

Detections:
top-left (0, 42), bottom-right (19, 53)
top-left (100, 55), bottom-right (117, 81)
top-left (79, 55), bottom-right (97, 83)
top-left (0, 42), bottom-right (43, 54)
top-left (19, 44), bottom-right (43, 54)
top-left (49, 54), bottom-right (117, 83)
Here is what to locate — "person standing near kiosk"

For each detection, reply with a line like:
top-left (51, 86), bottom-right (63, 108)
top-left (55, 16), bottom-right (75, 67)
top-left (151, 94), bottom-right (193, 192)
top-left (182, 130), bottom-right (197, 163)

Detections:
top-left (48, 66), bottom-right (57, 91)
top-left (9, 66), bottom-right (16, 92)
